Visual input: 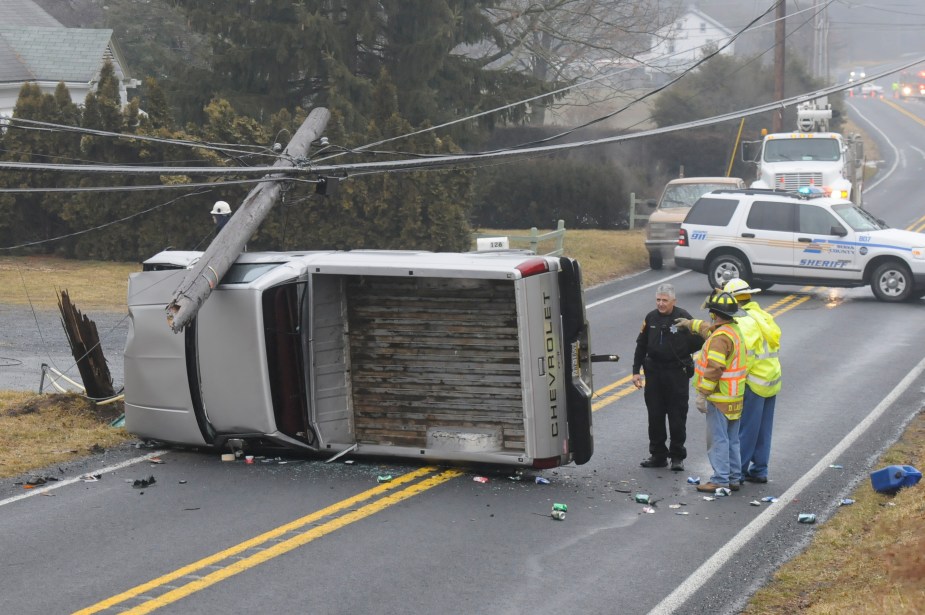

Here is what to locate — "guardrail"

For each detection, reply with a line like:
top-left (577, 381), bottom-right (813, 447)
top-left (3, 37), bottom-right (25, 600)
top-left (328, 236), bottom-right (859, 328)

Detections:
top-left (473, 219), bottom-right (566, 256)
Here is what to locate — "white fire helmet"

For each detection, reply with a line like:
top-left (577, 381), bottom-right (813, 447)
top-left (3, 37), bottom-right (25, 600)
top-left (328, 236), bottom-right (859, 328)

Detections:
top-left (210, 200), bottom-right (231, 215)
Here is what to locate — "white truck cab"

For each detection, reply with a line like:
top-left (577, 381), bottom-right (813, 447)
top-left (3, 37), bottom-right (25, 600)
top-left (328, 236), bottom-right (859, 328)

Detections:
top-left (742, 101), bottom-right (864, 205)
top-left (674, 188), bottom-right (925, 301)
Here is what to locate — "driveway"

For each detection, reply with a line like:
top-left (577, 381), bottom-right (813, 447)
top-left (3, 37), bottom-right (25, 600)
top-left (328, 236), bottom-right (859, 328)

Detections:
top-left (0, 303), bottom-right (128, 393)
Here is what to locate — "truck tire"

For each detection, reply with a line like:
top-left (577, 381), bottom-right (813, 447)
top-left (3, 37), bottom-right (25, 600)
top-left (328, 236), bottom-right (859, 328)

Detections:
top-left (707, 254), bottom-right (750, 290)
top-left (871, 261), bottom-right (913, 302)
top-left (649, 252), bottom-right (663, 270)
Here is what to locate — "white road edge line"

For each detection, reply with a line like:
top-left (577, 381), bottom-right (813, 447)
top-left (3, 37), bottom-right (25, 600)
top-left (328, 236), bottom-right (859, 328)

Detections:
top-left (0, 450), bottom-right (168, 508)
top-left (587, 270), bottom-right (690, 309)
top-left (847, 101), bottom-right (899, 193)
top-left (648, 354), bottom-right (925, 615)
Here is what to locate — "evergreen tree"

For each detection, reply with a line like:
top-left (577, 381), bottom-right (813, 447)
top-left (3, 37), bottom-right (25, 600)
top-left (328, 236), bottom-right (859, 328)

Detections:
top-left (173, 0), bottom-right (547, 142)
top-left (0, 83), bottom-right (84, 254)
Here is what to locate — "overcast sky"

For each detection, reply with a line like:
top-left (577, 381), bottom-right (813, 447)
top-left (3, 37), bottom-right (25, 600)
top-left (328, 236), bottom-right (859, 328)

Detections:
top-left (695, 0), bottom-right (925, 78)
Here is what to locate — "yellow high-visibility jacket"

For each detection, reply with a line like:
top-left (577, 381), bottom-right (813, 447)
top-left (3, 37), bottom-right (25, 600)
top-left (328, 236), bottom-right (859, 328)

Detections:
top-left (739, 301), bottom-right (782, 397)
top-left (694, 322), bottom-right (747, 418)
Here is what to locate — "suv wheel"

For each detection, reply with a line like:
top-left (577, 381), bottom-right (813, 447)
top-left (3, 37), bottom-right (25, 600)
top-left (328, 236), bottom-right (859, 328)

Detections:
top-left (871, 261), bottom-right (913, 302)
top-left (707, 254), bottom-right (750, 289)
top-left (649, 252), bottom-right (663, 270)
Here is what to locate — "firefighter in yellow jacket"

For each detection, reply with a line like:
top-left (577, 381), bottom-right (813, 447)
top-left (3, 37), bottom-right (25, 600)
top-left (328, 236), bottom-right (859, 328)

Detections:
top-left (723, 278), bottom-right (782, 485)
top-left (687, 290), bottom-right (748, 493)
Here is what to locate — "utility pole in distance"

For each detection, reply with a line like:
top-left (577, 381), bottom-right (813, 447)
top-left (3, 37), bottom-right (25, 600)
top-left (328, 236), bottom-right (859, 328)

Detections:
top-left (772, 0), bottom-right (786, 132)
top-left (166, 107), bottom-right (331, 333)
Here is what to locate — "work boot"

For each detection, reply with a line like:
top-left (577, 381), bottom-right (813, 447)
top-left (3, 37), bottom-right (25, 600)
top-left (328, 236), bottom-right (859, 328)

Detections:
top-left (640, 457), bottom-right (668, 468)
top-left (670, 459), bottom-right (684, 472)
top-left (744, 475), bottom-right (768, 484)
top-left (695, 482), bottom-right (724, 492)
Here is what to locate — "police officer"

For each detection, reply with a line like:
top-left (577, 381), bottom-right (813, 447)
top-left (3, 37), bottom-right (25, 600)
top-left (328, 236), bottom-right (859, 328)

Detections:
top-left (632, 284), bottom-right (704, 471)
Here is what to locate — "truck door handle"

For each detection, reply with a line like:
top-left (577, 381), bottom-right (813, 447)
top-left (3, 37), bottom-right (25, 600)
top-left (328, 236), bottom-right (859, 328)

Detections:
top-left (798, 237), bottom-right (812, 242)
top-left (741, 233), bottom-right (755, 238)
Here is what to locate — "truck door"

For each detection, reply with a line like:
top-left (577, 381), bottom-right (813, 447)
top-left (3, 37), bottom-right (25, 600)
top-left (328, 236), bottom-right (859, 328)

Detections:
top-left (743, 200), bottom-right (797, 277)
top-left (795, 202), bottom-right (857, 280)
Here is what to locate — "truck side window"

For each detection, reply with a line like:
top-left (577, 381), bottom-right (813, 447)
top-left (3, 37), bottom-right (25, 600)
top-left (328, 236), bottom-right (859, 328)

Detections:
top-left (745, 201), bottom-right (796, 232)
top-left (799, 205), bottom-right (845, 235)
top-left (684, 197), bottom-right (739, 226)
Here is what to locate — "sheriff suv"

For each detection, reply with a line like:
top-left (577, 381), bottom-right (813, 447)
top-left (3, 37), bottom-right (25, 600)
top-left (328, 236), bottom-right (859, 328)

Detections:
top-left (674, 188), bottom-right (925, 302)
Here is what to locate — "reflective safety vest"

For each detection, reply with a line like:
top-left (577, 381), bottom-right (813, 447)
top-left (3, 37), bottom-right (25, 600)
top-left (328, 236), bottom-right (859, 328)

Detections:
top-left (739, 303), bottom-right (782, 397)
top-left (694, 322), bottom-right (747, 416)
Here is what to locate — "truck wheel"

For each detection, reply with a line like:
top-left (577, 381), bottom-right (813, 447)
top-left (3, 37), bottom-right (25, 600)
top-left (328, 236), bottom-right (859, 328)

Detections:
top-left (707, 254), bottom-right (750, 289)
top-left (871, 261), bottom-right (913, 302)
top-left (649, 252), bottom-right (663, 270)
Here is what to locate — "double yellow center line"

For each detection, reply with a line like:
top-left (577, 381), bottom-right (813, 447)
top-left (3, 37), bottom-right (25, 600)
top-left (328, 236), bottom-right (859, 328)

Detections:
top-left (909, 212), bottom-right (925, 234)
top-left (74, 466), bottom-right (461, 615)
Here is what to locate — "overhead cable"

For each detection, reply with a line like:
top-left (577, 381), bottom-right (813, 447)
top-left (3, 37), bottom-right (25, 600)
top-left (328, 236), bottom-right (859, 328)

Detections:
top-left (314, 0), bottom-right (824, 162)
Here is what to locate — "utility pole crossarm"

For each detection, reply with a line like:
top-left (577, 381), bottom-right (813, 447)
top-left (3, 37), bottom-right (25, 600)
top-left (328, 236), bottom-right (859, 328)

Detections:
top-left (165, 107), bottom-right (331, 333)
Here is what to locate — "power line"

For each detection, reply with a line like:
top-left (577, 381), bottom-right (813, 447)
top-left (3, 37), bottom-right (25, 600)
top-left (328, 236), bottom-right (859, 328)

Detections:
top-left (4, 117), bottom-right (277, 160)
top-left (0, 177), bottom-right (299, 194)
top-left (0, 189), bottom-right (210, 251)
top-left (303, 55), bottom-right (925, 176)
top-left (314, 0), bottom-right (824, 163)
top-left (2, 53), bottom-right (921, 184)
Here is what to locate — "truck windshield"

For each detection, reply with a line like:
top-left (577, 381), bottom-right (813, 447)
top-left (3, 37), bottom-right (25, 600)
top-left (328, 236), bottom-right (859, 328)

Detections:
top-left (221, 263), bottom-right (284, 284)
top-left (764, 138), bottom-right (840, 162)
top-left (659, 183), bottom-right (735, 209)
top-left (832, 203), bottom-right (889, 231)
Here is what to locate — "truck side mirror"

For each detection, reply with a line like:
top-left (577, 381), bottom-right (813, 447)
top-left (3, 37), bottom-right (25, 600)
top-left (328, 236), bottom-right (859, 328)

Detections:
top-left (645, 199), bottom-right (657, 209)
top-left (741, 141), bottom-right (760, 163)
top-left (830, 226), bottom-right (848, 237)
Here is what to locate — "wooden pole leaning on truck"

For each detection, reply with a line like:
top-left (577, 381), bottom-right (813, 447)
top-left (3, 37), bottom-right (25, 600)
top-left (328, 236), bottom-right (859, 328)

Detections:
top-left (165, 107), bottom-right (331, 333)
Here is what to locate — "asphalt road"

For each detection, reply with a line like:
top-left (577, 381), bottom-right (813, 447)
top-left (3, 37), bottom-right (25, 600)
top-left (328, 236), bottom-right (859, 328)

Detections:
top-left (1, 96), bottom-right (925, 615)
top-left (0, 305), bottom-right (127, 393)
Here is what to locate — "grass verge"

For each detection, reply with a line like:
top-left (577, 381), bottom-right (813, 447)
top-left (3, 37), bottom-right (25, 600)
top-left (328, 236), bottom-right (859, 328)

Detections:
top-left (744, 410), bottom-right (925, 614)
top-left (473, 227), bottom-right (649, 288)
top-left (0, 392), bottom-right (131, 479)
top-left (0, 255), bottom-right (139, 311)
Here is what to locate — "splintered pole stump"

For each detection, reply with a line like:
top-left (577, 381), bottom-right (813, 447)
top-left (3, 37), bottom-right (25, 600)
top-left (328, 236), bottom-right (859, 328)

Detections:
top-left (57, 290), bottom-right (115, 399)
top-left (165, 106), bottom-right (331, 333)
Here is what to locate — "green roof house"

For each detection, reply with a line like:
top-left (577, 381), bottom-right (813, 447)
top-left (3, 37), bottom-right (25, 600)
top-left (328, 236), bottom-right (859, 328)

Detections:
top-left (0, 0), bottom-right (137, 118)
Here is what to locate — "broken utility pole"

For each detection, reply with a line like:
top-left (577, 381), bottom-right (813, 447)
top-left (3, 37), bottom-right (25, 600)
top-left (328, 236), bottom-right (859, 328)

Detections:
top-left (57, 290), bottom-right (115, 399)
top-left (166, 107), bottom-right (331, 333)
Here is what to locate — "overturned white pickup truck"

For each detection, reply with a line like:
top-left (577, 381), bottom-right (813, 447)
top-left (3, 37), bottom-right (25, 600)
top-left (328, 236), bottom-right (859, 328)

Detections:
top-left (125, 249), bottom-right (595, 468)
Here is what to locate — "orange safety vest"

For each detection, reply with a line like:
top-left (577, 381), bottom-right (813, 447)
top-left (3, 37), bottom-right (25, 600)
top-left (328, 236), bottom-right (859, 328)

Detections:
top-left (694, 323), bottom-right (747, 411)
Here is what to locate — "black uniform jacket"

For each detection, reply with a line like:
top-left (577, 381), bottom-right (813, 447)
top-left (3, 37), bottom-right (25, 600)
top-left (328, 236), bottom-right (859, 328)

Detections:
top-left (632, 306), bottom-right (704, 374)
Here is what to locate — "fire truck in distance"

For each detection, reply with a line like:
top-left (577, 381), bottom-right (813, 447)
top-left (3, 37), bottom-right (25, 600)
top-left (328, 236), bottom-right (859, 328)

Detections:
top-left (899, 69), bottom-right (925, 99)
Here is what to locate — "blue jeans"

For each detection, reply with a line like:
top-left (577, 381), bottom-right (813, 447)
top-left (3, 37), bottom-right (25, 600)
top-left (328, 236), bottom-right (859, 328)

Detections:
top-left (706, 403), bottom-right (741, 486)
top-left (739, 388), bottom-right (777, 479)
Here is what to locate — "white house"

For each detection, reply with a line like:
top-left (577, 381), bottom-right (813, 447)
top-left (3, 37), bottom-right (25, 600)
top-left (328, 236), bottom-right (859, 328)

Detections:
top-left (0, 0), bottom-right (137, 119)
top-left (639, 6), bottom-right (735, 77)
